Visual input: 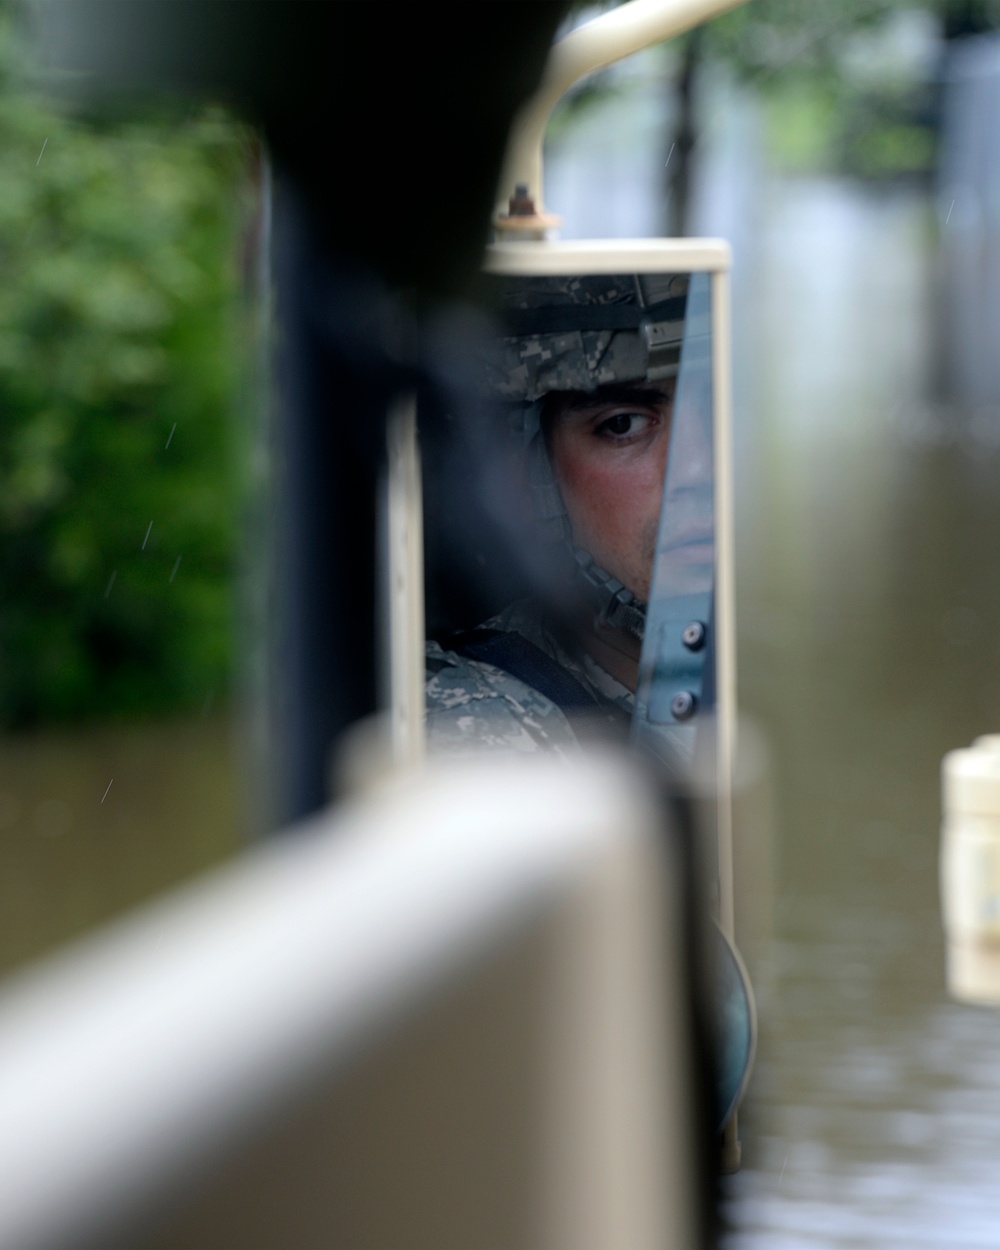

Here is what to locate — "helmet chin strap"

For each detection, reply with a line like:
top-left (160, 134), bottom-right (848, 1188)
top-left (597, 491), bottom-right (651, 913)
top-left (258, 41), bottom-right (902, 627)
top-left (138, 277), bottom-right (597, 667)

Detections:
top-left (571, 547), bottom-right (647, 642)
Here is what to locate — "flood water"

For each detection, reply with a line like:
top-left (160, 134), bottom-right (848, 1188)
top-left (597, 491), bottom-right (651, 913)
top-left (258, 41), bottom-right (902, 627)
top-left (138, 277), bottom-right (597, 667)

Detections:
top-left (726, 177), bottom-right (1000, 1247)
top-left (0, 715), bottom-right (240, 975)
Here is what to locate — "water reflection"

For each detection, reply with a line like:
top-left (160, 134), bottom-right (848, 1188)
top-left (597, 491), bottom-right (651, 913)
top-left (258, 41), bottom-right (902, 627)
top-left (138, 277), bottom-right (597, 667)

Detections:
top-left (727, 178), bottom-right (1000, 1246)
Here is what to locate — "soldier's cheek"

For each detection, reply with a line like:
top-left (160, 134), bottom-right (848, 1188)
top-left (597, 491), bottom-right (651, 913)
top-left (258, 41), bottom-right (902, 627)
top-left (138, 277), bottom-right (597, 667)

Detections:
top-left (560, 460), bottom-right (623, 530)
top-left (552, 437), bottom-right (655, 543)
top-left (591, 474), bottom-right (653, 567)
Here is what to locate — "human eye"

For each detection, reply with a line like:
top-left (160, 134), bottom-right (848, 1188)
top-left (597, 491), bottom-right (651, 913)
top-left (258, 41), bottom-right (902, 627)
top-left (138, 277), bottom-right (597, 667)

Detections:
top-left (594, 408), bottom-right (654, 441)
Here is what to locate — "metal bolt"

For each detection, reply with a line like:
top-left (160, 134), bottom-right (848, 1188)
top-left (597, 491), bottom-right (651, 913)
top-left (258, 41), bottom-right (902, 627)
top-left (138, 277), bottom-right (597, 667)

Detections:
top-left (508, 183), bottom-right (537, 217)
top-left (682, 620), bottom-right (707, 651)
top-left (670, 690), bottom-right (697, 721)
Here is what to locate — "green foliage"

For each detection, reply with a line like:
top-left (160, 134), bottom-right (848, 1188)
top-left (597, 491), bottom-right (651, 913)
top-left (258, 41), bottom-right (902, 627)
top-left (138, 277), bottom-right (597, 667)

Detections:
top-left (704, 0), bottom-right (945, 179)
top-left (0, 10), bottom-right (255, 725)
top-left (834, 83), bottom-right (938, 179)
top-left (560, 2), bottom-right (953, 187)
top-left (761, 73), bottom-right (938, 179)
top-left (704, 0), bottom-right (915, 82)
top-left (761, 82), bottom-right (841, 174)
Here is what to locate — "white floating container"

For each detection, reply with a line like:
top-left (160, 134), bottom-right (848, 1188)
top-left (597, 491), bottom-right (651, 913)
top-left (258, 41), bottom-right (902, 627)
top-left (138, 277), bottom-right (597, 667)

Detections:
top-left (941, 734), bottom-right (1000, 1003)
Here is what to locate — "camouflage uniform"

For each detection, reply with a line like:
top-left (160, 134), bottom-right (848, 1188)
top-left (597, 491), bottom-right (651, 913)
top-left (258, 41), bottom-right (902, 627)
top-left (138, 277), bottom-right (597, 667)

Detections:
top-left (425, 599), bottom-right (633, 757)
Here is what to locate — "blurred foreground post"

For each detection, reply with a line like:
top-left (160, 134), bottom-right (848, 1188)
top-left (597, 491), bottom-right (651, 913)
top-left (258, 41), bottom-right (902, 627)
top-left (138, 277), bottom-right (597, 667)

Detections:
top-left (0, 752), bottom-right (708, 1249)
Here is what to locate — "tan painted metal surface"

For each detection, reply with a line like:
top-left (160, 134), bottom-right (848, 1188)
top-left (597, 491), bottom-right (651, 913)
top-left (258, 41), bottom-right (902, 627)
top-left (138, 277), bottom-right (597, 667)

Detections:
top-left (0, 753), bottom-right (696, 1249)
top-left (385, 393), bottom-right (426, 766)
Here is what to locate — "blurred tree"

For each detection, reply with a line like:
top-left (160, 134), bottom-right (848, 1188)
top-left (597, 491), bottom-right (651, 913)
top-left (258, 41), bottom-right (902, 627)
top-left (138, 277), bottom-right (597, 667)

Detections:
top-left (940, 0), bottom-right (1000, 36)
top-left (668, 0), bottom-right (1000, 226)
top-left (555, 1), bottom-right (955, 233)
top-left (669, 0), bottom-right (950, 227)
top-left (0, 8), bottom-right (254, 725)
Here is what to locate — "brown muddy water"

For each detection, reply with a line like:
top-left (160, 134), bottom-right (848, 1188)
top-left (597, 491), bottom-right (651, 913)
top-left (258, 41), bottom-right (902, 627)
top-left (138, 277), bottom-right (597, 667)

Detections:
top-left (726, 179), bottom-right (1000, 1247)
top-left (0, 714), bottom-right (241, 976)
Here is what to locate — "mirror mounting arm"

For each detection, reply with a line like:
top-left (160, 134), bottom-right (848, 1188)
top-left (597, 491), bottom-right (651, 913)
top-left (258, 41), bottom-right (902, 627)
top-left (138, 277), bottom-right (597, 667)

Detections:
top-left (494, 0), bottom-right (748, 235)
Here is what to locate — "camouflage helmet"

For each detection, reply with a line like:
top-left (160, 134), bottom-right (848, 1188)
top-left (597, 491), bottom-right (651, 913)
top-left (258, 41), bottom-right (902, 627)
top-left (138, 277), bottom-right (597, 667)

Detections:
top-left (482, 271), bottom-right (690, 640)
top-left (485, 272), bottom-right (689, 402)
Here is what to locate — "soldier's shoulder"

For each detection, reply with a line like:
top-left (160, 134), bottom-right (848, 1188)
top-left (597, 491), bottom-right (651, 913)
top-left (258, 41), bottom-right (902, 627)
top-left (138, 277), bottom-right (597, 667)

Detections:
top-left (425, 639), bottom-right (580, 756)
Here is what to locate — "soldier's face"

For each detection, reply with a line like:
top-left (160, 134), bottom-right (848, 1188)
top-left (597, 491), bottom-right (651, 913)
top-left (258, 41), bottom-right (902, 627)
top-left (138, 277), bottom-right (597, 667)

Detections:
top-left (546, 380), bottom-right (675, 603)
